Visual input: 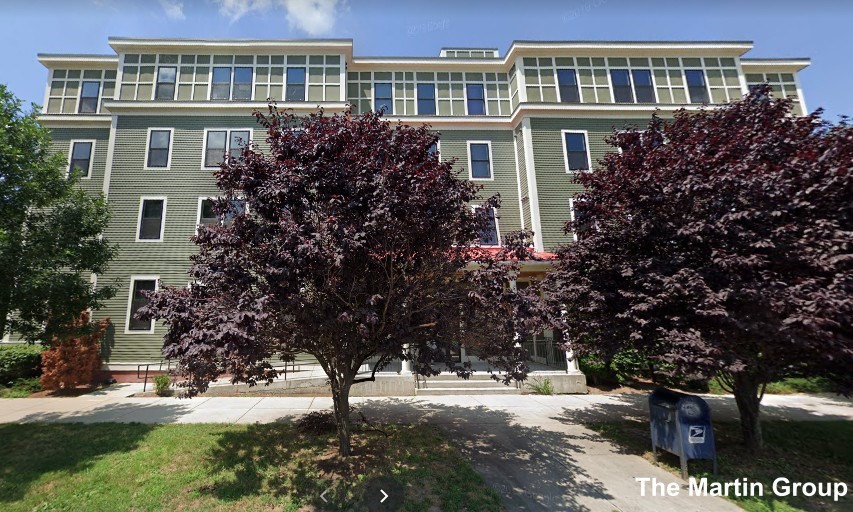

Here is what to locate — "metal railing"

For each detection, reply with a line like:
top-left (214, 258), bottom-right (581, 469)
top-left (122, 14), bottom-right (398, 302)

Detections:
top-left (137, 360), bottom-right (172, 392)
top-left (522, 336), bottom-right (569, 372)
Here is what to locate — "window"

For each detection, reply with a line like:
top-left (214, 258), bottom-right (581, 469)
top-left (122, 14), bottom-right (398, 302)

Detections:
top-left (468, 142), bottom-right (492, 180)
top-left (428, 141), bottom-right (438, 157)
top-left (146, 129), bottom-right (172, 169)
top-left (417, 83), bottom-right (436, 115)
top-left (68, 141), bottom-right (93, 178)
top-left (685, 70), bottom-right (709, 103)
top-left (204, 129), bottom-right (251, 168)
top-left (562, 131), bottom-right (591, 172)
top-left (466, 84), bottom-right (485, 115)
top-left (127, 278), bottom-right (157, 332)
top-left (233, 67), bottom-right (252, 100)
top-left (569, 197), bottom-right (594, 241)
top-left (211, 67), bottom-right (232, 100)
top-left (557, 69), bottom-right (580, 103)
top-left (198, 198), bottom-right (246, 227)
top-left (286, 67), bottom-right (306, 101)
top-left (477, 207), bottom-right (499, 246)
top-left (374, 83), bottom-right (392, 114)
top-left (137, 198), bottom-right (165, 241)
top-left (78, 81), bottom-right (100, 113)
top-left (156, 66), bottom-right (176, 100)
top-left (610, 69), bottom-right (633, 103)
top-left (223, 199), bottom-right (246, 227)
top-left (632, 69), bottom-right (655, 103)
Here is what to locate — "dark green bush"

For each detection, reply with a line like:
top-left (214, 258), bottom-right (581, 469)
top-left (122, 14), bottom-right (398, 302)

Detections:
top-left (0, 344), bottom-right (43, 385)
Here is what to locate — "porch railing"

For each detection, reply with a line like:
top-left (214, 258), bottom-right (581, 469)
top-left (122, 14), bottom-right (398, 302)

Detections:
top-left (521, 336), bottom-right (568, 371)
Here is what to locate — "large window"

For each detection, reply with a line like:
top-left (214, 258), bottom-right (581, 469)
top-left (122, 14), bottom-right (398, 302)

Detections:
top-left (562, 131), bottom-right (591, 172)
top-left (417, 83), bottom-right (436, 115)
top-left (211, 67), bottom-right (232, 100)
top-left (204, 129), bottom-right (251, 168)
top-left (610, 69), bottom-right (633, 103)
top-left (466, 84), bottom-right (486, 115)
top-left (233, 67), bottom-right (253, 100)
top-left (156, 66), bottom-right (176, 100)
top-left (477, 207), bottom-right (499, 246)
top-left (374, 83), bottom-right (392, 114)
top-left (137, 198), bottom-right (165, 241)
top-left (286, 67), bottom-right (306, 101)
top-left (78, 81), bottom-right (100, 113)
top-left (468, 142), bottom-right (492, 179)
top-left (146, 129), bottom-right (172, 169)
top-left (68, 141), bottom-right (93, 178)
top-left (685, 70), bottom-right (709, 103)
top-left (127, 278), bottom-right (157, 332)
top-left (632, 69), bottom-right (655, 103)
top-left (557, 69), bottom-right (580, 103)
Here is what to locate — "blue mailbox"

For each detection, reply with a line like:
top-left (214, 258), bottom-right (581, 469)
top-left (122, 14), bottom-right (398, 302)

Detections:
top-left (649, 388), bottom-right (717, 479)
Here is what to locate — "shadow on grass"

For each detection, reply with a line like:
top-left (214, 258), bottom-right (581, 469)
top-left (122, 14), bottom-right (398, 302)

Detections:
top-left (203, 400), bottom-right (614, 511)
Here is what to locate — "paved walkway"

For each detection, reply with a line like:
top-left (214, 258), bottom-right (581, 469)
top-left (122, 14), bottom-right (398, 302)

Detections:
top-left (2, 391), bottom-right (851, 511)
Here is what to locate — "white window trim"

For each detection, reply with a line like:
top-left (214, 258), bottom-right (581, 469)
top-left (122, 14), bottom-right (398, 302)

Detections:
top-left (135, 196), bottom-right (168, 242)
top-left (467, 140), bottom-right (495, 181)
top-left (196, 195), bottom-right (248, 227)
top-left (464, 83), bottom-right (486, 116)
top-left (201, 127), bottom-right (253, 170)
top-left (415, 82), bottom-right (436, 116)
top-left (155, 65), bottom-right (178, 101)
top-left (561, 129), bottom-right (592, 173)
top-left (66, 139), bottom-right (96, 179)
top-left (124, 275), bottom-right (159, 334)
top-left (473, 205), bottom-right (501, 247)
top-left (569, 197), bottom-right (578, 242)
top-left (143, 127), bottom-right (174, 171)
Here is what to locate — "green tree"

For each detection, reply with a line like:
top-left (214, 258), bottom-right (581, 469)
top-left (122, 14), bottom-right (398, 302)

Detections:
top-left (0, 84), bottom-right (116, 343)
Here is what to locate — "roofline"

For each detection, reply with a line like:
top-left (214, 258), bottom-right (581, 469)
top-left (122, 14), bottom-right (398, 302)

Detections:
top-left (741, 58), bottom-right (811, 72)
top-left (38, 54), bottom-right (119, 69)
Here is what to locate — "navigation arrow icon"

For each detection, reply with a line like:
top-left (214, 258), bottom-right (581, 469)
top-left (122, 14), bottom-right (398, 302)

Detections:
top-left (380, 489), bottom-right (389, 503)
top-left (320, 488), bottom-right (330, 503)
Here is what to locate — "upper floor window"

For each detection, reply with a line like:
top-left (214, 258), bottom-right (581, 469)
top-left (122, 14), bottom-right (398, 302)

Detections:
top-left (374, 83), bottom-right (392, 114)
top-left (127, 277), bottom-right (158, 332)
top-left (146, 129), bottom-right (172, 169)
top-left (211, 67), bottom-right (232, 100)
top-left (156, 67), bottom-right (177, 100)
top-left (204, 129), bottom-right (251, 168)
top-left (68, 141), bottom-right (93, 178)
top-left (476, 207), bottom-right (499, 246)
top-left (557, 69), bottom-right (580, 103)
top-left (417, 83), bottom-right (436, 115)
top-left (286, 67), bottom-right (306, 101)
top-left (466, 84), bottom-right (485, 115)
top-left (610, 70), bottom-right (633, 103)
top-left (137, 198), bottom-right (166, 241)
top-left (685, 70), bottom-right (709, 103)
top-left (632, 70), bottom-right (655, 103)
top-left (198, 198), bottom-right (246, 227)
top-left (562, 131), bottom-right (591, 172)
top-left (233, 67), bottom-right (252, 100)
top-left (78, 81), bottom-right (100, 113)
top-left (468, 141), bottom-right (492, 180)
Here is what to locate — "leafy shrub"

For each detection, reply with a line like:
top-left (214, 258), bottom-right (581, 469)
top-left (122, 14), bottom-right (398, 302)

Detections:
top-left (0, 344), bottom-right (43, 385)
top-left (0, 377), bottom-right (43, 398)
top-left (297, 410), bottom-right (339, 434)
top-left (154, 374), bottom-right (172, 396)
top-left (40, 313), bottom-right (109, 390)
top-left (527, 377), bottom-right (554, 395)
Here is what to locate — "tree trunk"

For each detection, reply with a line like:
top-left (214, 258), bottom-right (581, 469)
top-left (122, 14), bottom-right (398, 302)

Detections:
top-left (732, 372), bottom-right (764, 451)
top-left (331, 376), bottom-right (353, 456)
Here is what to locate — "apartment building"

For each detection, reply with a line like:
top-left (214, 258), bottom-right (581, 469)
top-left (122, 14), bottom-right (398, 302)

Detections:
top-left (34, 38), bottom-right (809, 369)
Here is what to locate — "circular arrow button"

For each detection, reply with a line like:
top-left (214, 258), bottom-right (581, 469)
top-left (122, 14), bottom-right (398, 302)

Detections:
top-left (362, 475), bottom-right (403, 511)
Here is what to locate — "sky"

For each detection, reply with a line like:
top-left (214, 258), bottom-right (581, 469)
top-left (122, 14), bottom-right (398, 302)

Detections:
top-left (0, 0), bottom-right (850, 120)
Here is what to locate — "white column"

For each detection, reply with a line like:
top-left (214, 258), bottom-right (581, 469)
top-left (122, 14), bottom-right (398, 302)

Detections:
top-left (565, 344), bottom-right (581, 374)
top-left (399, 344), bottom-right (411, 374)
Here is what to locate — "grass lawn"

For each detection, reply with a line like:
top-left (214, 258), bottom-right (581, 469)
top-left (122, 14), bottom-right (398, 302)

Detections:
top-left (706, 377), bottom-right (835, 396)
top-left (0, 422), bottom-right (502, 511)
top-left (586, 420), bottom-right (852, 512)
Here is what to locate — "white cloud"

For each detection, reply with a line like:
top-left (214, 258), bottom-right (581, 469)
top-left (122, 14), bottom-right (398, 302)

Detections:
top-left (159, 0), bottom-right (186, 20)
top-left (282, 0), bottom-right (339, 36)
top-left (212, 0), bottom-right (340, 34)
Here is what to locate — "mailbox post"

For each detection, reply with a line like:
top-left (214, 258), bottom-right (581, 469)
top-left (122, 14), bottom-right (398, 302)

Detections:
top-left (649, 388), bottom-right (717, 479)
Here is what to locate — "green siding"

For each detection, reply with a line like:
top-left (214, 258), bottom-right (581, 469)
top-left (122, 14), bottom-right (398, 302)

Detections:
top-left (437, 129), bottom-right (522, 237)
top-left (97, 115), bottom-right (263, 362)
top-left (529, 117), bottom-right (644, 250)
top-left (49, 127), bottom-right (111, 196)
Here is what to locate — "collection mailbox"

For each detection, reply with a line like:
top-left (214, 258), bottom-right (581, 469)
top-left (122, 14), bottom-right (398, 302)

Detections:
top-left (648, 387), bottom-right (717, 479)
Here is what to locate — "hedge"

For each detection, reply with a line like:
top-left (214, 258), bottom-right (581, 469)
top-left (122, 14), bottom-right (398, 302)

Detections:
top-left (0, 344), bottom-right (44, 385)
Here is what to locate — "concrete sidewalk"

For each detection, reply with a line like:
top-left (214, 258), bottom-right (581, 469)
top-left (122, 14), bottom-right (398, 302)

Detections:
top-left (2, 392), bottom-right (851, 511)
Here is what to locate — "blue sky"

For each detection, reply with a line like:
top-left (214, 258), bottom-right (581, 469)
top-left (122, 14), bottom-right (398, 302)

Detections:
top-left (1, 0), bottom-right (850, 119)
